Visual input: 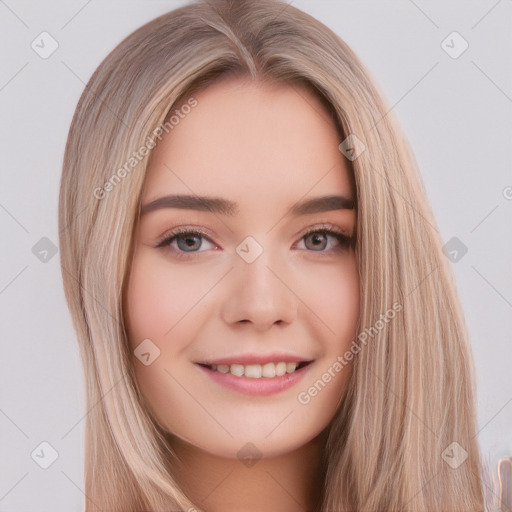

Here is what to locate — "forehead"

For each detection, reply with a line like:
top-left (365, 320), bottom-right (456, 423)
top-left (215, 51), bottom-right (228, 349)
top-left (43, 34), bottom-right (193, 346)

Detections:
top-left (142, 76), bottom-right (354, 207)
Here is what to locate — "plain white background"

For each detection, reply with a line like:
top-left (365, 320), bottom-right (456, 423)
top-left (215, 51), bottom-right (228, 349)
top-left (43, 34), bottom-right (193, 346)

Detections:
top-left (1, 1), bottom-right (511, 510)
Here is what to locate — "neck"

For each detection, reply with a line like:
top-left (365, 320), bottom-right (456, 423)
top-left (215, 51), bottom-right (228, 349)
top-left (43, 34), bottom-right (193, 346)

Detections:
top-left (169, 431), bottom-right (327, 512)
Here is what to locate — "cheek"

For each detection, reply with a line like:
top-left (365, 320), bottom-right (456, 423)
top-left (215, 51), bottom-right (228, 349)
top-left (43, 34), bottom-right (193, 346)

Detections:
top-left (293, 255), bottom-right (359, 343)
top-left (124, 253), bottom-right (210, 350)
top-left (295, 257), bottom-right (359, 406)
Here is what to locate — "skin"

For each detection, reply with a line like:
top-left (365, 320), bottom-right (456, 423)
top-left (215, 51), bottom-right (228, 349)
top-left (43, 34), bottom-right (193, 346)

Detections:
top-left (124, 75), bottom-right (360, 512)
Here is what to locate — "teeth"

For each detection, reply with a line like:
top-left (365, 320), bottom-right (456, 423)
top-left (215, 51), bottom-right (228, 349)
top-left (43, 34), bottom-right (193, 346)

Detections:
top-left (244, 364), bottom-right (262, 378)
top-left (262, 362), bottom-right (275, 378)
top-left (230, 364), bottom-right (244, 377)
top-left (275, 362), bottom-right (287, 376)
top-left (286, 362), bottom-right (297, 373)
top-left (207, 361), bottom-right (304, 378)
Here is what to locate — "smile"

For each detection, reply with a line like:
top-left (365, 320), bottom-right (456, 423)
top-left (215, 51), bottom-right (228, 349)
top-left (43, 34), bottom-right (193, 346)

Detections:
top-left (200, 361), bottom-right (311, 378)
top-left (195, 360), bottom-right (314, 396)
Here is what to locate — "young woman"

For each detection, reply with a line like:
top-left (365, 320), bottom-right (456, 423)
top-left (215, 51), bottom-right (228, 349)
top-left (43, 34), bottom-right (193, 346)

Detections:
top-left (58, 0), bottom-right (490, 510)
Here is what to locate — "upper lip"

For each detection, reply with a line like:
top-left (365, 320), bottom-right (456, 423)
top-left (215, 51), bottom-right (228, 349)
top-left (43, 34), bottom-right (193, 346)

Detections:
top-left (196, 352), bottom-right (314, 366)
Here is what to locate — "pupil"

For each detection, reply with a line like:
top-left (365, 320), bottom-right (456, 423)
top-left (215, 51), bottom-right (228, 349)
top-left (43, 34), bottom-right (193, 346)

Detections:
top-left (178, 234), bottom-right (201, 251)
top-left (307, 233), bottom-right (327, 250)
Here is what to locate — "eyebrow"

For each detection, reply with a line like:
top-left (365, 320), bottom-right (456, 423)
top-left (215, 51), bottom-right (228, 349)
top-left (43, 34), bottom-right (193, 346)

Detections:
top-left (141, 194), bottom-right (355, 217)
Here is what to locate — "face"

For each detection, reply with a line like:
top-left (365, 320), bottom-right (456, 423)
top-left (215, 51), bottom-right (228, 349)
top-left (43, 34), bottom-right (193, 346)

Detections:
top-left (124, 76), bottom-right (359, 460)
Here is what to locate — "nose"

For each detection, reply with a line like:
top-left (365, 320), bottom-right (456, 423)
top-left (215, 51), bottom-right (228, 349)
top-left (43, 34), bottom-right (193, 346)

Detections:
top-left (220, 246), bottom-right (298, 331)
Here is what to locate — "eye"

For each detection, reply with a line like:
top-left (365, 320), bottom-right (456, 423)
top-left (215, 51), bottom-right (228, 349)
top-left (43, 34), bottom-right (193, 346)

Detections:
top-left (295, 226), bottom-right (353, 252)
top-left (155, 224), bottom-right (354, 260)
top-left (156, 228), bottom-right (217, 257)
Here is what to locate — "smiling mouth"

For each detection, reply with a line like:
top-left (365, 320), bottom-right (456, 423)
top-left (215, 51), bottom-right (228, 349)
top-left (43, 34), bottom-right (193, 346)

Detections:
top-left (197, 360), bottom-right (312, 378)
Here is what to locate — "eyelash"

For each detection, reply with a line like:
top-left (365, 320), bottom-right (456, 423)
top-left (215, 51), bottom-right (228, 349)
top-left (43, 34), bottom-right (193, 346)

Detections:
top-left (155, 224), bottom-right (354, 260)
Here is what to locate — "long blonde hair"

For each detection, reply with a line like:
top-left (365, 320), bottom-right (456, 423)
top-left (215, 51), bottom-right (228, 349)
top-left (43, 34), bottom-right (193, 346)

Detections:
top-left (58, 0), bottom-right (489, 509)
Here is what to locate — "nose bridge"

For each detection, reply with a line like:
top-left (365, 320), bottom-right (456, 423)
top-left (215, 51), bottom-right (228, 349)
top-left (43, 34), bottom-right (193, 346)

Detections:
top-left (220, 235), bottom-right (297, 328)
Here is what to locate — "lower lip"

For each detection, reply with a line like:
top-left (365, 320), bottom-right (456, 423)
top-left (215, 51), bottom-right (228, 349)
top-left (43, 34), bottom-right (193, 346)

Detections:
top-left (195, 363), bottom-right (313, 396)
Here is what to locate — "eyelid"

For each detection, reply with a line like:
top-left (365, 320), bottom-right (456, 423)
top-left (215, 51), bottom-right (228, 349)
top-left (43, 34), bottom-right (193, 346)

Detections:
top-left (296, 222), bottom-right (351, 239)
top-left (155, 225), bottom-right (216, 249)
